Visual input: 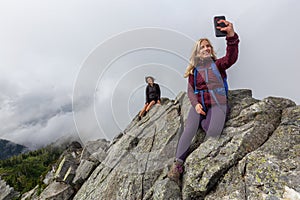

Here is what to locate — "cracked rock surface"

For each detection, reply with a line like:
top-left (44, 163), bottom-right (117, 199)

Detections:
top-left (74, 97), bottom-right (182, 200)
top-left (73, 90), bottom-right (299, 200)
top-left (20, 90), bottom-right (299, 200)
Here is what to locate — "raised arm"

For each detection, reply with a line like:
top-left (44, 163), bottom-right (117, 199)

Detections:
top-left (215, 20), bottom-right (240, 70)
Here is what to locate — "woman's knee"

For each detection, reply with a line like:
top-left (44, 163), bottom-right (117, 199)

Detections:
top-left (205, 125), bottom-right (224, 137)
top-left (146, 101), bottom-right (155, 110)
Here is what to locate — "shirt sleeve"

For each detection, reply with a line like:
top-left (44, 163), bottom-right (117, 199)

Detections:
top-left (156, 84), bottom-right (161, 101)
top-left (216, 33), bottom-right (240, 71)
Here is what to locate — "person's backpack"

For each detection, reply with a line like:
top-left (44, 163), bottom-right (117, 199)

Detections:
top-left (193, 62), bottom-right (228, 112)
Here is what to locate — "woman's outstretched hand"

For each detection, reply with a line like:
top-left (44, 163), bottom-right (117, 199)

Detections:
top-left (217, 19), bottom-right (235, 37)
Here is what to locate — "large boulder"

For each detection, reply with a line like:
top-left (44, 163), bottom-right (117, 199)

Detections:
top-left (205, 105), bottom-right (300, 200)
top-left (182, 94), bottom-right (296, 199)
top-left (37, 181), bottom-right (74, 200)
top-left (54, 141), bottom-right (83, 184)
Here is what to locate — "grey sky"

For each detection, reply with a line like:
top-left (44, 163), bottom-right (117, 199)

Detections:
top-left (0, 0), bottom-right (299, 148)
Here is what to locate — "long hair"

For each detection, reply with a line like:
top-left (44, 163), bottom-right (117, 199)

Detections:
top-left (183, 38), bottom-right (217, 78)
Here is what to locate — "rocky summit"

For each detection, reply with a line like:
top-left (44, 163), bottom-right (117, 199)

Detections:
top-left (11, 89), bottom-right (300, 200)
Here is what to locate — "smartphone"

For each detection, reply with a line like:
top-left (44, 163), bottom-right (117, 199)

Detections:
top-left (214, 16), bottom-right (227, 37)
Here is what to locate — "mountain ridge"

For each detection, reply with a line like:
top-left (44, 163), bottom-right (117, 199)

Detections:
top-left (0, 138), bottom-right (29, 160)
top-left (2, 89), bottom-right (300, 200)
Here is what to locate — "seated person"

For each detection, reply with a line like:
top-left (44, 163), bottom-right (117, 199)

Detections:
top-left (138, 76), bottom-right (161, 120)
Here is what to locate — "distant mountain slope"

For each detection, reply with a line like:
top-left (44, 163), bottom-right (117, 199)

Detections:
top-left (0, 139), bottom-right (28, 160)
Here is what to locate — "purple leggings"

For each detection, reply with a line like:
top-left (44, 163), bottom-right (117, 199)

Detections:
top-left (175, 104), bottom-right (228, 162)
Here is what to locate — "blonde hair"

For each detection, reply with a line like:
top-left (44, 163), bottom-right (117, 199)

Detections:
top-left (184, 38), bottom-right (217, 78)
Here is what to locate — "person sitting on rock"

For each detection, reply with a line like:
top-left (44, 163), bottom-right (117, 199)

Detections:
top-left (138, 76), bottom-right (161, 121)
top-left (168, 19), bottom-right (239, 183)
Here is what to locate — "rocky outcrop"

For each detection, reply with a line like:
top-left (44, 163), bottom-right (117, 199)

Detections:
top-left (73, 97), bottom-right (182, 200)
top-left (21, 140), bottom-right (109, 200)
top-left (72, 139), bottom-right (109, 190)
top-left (21, 89), bottom-right (300, 200)
top-left (182, 94), bottom-right (297, 199)
top-left (204, 105), bottom-right (300, 200)
top-left (0, 177), bottom-right (19, 200)
top-left (72, 89), bottom-right (299, 200)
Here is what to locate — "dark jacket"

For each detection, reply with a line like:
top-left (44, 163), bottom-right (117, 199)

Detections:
top-left (146, 83), bottom-right (161, 103)
top-left (188, 33), bottom-right (239, 108)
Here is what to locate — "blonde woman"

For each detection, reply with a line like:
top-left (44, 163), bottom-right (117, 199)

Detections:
top-left (168, 19), bottom-right (239, 183)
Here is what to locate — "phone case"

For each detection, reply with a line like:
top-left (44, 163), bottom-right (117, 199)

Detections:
top-left (214, 16), bottom-right (227, 37)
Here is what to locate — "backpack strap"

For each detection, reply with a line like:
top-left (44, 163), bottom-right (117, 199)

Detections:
top-left (211, 62), bottom-right (228, 97)
top-left (193, 68), bottom-right (207, 111)
top-left (223, 77), bottom-right (229, 97)
top-left (200, 90), bottom-right (207, 112)
top-left (193, 68), bottom-right (199, 94)
top-left (211, 63), bottom-right (222, 82)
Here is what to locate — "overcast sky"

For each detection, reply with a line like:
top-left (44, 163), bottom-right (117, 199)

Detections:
top-left (0, 0), bottom-right (299, 148)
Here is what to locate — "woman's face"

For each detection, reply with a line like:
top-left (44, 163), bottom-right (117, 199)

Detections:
top-left (147, 78), bottom-right (153, 84)
top-left (198, 40), bottom-right (212, 59)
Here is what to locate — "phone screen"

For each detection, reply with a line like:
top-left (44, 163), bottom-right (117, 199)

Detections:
top-left (214, 16), bottom-right (227, 37)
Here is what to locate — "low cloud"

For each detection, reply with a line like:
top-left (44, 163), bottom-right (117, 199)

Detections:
top-left (0, 83), bottom-right (76, 149)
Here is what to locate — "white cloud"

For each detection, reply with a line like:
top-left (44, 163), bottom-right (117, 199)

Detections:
top-left (0, 85), bottom-right (74, 148)
top-left (0, 0), bottom-right (299, 147)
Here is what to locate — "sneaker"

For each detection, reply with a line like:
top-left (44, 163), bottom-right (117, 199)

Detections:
top-left (138, 116), bottom-right (142, 121)
top-left (167, 160), bottom-right (184, 184)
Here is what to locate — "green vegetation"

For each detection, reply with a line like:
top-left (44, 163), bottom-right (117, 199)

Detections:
top-left (0, 145), bottom-right (64, 196)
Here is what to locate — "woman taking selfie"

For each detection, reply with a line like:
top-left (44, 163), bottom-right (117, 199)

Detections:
top-left (168, 19), bottom-right (240, 183)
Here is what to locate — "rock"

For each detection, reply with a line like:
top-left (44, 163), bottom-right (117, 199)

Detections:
top-left (80, 139), bottom-right (109, 163)
top-left (205, 106), bottom-right (299, 200)
top-left (242, 105), bottom-right (300, 200)
top-left (43, 166), bottom-right (56, 185)
top-left (151, 179), bottom-right (181, 200)
top-left (72, 159), bottom-right (97, 190)
top-left (25, 130), bottom-right (110, 198)
top-left (21, 185), bottom-right (39, 200)
top-left (0, 177), bottom-right (19, 200)
top-left (74, 99), bottom-right (182, 200)
top-left (182, 95), bottom-right (296, 199)
top-left (283, 186), bottom-right (300, 200)
top-left (23, 141), bottom-right (83, 199)
top-left (25, 89), bottom-right (300, 200)
top-left (54, 142), bottom-right (83, 183)
top-left (37, 181), bottom-right (74, 200)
